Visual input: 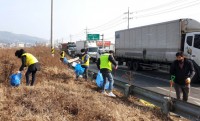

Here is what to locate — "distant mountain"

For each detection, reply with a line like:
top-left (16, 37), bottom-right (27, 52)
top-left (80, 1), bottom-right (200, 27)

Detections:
top-left (0, 31), bottom-right (48, 44)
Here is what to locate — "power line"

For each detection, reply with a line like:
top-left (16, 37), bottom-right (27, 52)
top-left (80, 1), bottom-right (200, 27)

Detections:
top-left (82, 1), bottom-right (189, 33)
top-left (90, 20), bottom-right (126, 33)
top-left (71, 15), bottom-right (125, 39)
top-left (88, 17), bottom-right (125, 32)
top-left (71, 0), bottom-right (200, 41)
top-left (89, 14), bottom-right (125, 30)
top-left (89, 20), bottom-right (125, 32)
top-left (134, 0), bottom-right (200, 18)
top-left (134, 0), bottom-right (187, 13)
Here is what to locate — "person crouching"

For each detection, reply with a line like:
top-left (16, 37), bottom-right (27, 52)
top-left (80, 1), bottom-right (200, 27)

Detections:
top-left (15, 49), bottom-right (40, 86)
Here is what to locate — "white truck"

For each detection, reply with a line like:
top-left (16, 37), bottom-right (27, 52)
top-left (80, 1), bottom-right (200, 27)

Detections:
top-left (76, 40), bottom-right (98, 62)
top-left (76, 41), bottom-right (85, 54)
top-left (115, 18), bottom-right (200, 83)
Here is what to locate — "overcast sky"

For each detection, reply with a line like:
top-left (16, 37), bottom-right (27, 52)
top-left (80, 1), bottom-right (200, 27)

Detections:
top-left (0, 0), bottom-right (200, 43)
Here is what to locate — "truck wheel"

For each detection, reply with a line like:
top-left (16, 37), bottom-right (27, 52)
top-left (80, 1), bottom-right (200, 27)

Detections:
top-left (133, 62), bottom-right (140, 71)
top-left (127, 61), bottom-right (133, 70)
top-left (118, 61), bottom-right (123, 65)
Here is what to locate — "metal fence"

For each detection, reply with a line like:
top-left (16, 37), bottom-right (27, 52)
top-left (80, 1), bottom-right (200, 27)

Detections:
top-left (88, 70), bottom-right (200, 121)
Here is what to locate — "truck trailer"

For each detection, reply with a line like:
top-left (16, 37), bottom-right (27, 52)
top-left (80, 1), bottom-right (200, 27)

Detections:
top-left (115, 18), bottom-right (200, 83)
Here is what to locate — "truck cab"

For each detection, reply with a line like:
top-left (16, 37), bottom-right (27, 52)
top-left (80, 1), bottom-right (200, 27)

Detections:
top-left (184, 32), bottom-right (200, 82)
top-left (85, 41), bottom-right (98, 62)
top-left (86, 47), bottom-right (98, 62)
top-left (66, 42), bottom-right (76, 57)
top-left (184, 32), bottom-right (200, 66)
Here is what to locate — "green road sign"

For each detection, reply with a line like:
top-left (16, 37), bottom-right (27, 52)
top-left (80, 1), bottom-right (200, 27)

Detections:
top-left (87, 34), bottom-right (100, 40)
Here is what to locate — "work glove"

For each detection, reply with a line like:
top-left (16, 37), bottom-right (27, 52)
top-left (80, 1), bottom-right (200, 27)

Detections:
top-left (115, 65), bottom-right (118, 70)
top-left (185, 78), bottom-right (191, 86)
top-left (16, 71), bottom-right (21, 74)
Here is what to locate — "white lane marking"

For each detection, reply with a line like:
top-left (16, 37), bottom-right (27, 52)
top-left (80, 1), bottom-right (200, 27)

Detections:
top-left (156, 87), bottom-right (200, 102)
top-left (135, 72), bottom-right (170, 82)
top-left (156, 87), bottom-right (175, 94)
top-left (194, 101), bottom-right (200, 106)
top-left (135, 72), bottom-right (200, 91)
top-left (191, 87), bottom-right (200, 91)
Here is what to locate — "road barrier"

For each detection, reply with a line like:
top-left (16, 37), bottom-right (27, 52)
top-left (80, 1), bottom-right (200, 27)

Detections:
top-left (88, 70), bottom-right (200, 121)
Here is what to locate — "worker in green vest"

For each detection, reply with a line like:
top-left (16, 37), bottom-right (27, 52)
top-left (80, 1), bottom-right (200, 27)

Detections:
top-left (15, 49), bottom-right (40, 86)
top-left (97, 50), bottom-right (118, 97)
top-left (76, 48), bottom-right (90, 81)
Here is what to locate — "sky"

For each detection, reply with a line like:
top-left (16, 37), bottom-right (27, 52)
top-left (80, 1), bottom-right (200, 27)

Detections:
top-left (1, 0), bottom-right (200, 44)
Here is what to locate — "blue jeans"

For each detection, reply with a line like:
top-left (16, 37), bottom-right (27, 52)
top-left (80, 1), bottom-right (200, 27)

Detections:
top-left (81, 65), bottom-right (88, 80)
top-left (102, 72), bottom-right (114, 92)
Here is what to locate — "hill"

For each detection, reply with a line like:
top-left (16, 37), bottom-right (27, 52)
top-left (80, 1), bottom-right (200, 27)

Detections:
top-left (0, 31), bottom-right (47, 43)
top-left (0, 47), bottom-right (188, 121)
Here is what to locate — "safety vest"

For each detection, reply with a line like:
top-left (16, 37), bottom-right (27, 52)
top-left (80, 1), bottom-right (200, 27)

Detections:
top-left (22, 53), bottom-right (38, 66)
top-left (82, 54), bottom-right (89, 66)
top-left (61, 51), bottom-right (65, 58)
top-left (100, 53), bottom-right (112, 71)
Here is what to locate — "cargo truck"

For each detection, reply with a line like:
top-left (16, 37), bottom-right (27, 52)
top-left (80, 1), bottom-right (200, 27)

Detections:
top-left (115, 18), bottom-right (200, 83)
top-left (61, 42), bottom-right (76, 57)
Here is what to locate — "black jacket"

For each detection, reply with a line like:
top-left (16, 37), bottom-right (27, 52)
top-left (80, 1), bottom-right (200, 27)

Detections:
top-left (96, 53), bottom-right (117, 73)
top-left (170, 58), bottom-right (195, 85)
top-left (19, 56), bottom-right (26, 71)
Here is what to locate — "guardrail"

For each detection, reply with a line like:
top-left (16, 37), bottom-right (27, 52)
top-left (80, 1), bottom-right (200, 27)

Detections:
top-left (129, 85), bottom-right (200, 121)
top-left (88, 70), bottom-right (200, 121)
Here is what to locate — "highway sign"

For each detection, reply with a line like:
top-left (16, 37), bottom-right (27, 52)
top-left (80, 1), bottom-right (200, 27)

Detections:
top-left (87, 34), bottom-right (100, 40)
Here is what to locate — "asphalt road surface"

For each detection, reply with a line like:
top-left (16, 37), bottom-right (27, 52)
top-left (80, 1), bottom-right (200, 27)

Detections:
top-left (89, 63), bottom-right (200, 106)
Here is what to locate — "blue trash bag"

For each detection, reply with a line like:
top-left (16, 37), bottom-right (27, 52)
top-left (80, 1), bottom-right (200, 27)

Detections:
top-left (96, 71), bottom-right (109, 89)
top-left (10, 72), bottom-right (22, 87)
top-left (63, 57), bottom-right (68, 64)
top-left (75, 64), bottom-right (85, 76)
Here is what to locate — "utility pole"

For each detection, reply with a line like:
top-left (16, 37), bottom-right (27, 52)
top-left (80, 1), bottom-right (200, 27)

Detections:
top-left (85, 27), bottom-right (88, 41)
top-left (50, 0), bottom-right (54, 57)
top-left (128, 7), bottom-right (130, 29)
top-left (124, 7), bottom-right (133, 29)
top-left (70, 34), bottom-right (72, 42)
top-left (101, 34), bottom-right (104, 49)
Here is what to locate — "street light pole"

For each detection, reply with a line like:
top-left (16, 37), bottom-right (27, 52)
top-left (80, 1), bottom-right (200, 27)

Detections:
top-left (101, 34), bottom-right (104, 49)
top-left (128, 7), bottom-right (129, 29)
top-left (50, 0), bottom-right (54, 57)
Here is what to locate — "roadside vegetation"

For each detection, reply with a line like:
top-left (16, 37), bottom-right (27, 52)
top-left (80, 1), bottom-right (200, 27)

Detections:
top-left (0, 47), bottom-right (188, 121)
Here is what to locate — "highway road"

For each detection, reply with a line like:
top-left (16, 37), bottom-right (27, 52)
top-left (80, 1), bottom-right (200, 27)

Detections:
top-left (89, 63), bottom-right (200, 106)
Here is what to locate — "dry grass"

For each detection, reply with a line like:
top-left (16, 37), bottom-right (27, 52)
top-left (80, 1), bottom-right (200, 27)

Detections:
top-left (0, 47), bottom-right (188, 121)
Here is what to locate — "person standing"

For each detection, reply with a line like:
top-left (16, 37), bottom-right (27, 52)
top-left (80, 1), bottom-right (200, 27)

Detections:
top-left (170, 51), bottom-right (195, 101)
top-left (15, 49), bottom-right (40, 86)
top-left (76, 48), bottom-right (90, 81)
top-left (97, 50), bottom-right (118, 97)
